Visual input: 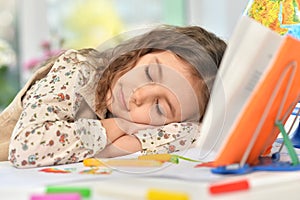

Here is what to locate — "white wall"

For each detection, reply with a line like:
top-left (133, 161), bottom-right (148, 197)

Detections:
top-left (187, 0), bottom-right (249, 41)
top-left (17, 0), bottom-right (49, 84)
top-left (17, 0), bottom-right (249, 84)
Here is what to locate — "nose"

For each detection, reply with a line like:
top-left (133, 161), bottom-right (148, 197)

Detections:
top-left (130, 87), bottom-right (155, 107)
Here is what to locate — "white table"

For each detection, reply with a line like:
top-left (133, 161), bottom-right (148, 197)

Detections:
top-left (1, 148), bottom-right (300, 200)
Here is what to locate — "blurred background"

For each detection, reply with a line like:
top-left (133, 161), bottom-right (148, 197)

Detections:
top-left (0, 0), bottom-right (248, 110)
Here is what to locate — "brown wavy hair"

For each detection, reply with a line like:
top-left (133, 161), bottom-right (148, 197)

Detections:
top-left (80, 25), bottom-right (227, 121)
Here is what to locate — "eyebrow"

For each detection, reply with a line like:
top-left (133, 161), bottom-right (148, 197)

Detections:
top-left (154, 57), bottom-right (163, 82)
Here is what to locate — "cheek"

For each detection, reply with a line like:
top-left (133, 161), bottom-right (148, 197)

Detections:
top-left (129, 111), bottom-right (150, 124)
top-left (129, 106), bottom-right (168, 125)
top-left (105, 90), bottom-right (113, 111)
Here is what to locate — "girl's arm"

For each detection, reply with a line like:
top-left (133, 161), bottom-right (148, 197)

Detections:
top-left (98, 118), bottom-right (150, 158)
top-left (95, 135), bottom-right (142, 158)
top-left (8, 50), bottom-right (108, 168)
top-left (9, 116), bottom-right (107, 168)
top-left (135, 122), bottom-right (201, 154)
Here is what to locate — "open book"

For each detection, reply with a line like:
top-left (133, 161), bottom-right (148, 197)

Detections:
top-left (196, 16), bottom-right (300, 166)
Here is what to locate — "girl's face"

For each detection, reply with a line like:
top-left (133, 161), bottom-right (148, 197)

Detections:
top-left (106, 51), bottom-right (201, 125)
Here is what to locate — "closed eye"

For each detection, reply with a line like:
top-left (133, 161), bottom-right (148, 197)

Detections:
top-left (145, 58), bottom-right (162, 83)
top-left (155, 99), bottom-right (164, 116)
top-left (145, 66), bottom-right (153, 82)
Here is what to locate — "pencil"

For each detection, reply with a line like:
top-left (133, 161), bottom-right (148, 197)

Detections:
top-left (209, 172), bottom-right (300, 194)
top-left (138, 154), bottom-right (173, 162)
top-left (83, 158), bottom-right (163, 167)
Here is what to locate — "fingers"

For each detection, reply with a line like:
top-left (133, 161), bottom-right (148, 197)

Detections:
top-left (96, 135), bottom-right (142, 158)
top-left (113, 118), bottom-right (156, 134)
top-left (101, 118), bottom-right (126, 143)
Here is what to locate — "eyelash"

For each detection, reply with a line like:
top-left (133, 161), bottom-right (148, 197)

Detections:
top-left (146, 67), bottom-right (163, 116)
top-left (155, 99), bottom-right (164, 116)
top-left (145, 66), bottom-right (154, 82)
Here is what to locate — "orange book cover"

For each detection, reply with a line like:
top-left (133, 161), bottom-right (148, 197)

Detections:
top-left (214, 36), bottom-right (300, 166)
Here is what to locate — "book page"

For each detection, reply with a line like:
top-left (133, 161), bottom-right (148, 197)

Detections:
top-left (197, 16), bottom-right (284, 161)
top-left (215, 35), bottom-right (300, 165)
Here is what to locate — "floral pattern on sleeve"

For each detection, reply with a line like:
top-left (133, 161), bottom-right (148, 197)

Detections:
top-left (135, 122), bottom-right (201, 154)
top-left (9, 50), bottom-right (107, 168)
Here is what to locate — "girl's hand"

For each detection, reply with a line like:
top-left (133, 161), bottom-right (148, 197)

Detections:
top-left (113, 118), bottom-right (156, 134)
top-left (101, 118), bottom-right (155, 143)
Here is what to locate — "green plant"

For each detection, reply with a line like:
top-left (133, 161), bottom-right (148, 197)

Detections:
top-left (0, 65), bottom-right (16, 109)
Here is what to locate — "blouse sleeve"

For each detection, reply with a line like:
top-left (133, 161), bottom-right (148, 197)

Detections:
top-left (8, 50), bottom-right (107, 168)
top-left (135, 122), bottom-right (201, 154)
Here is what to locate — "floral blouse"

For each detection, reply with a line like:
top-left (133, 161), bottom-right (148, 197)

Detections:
top-left (9, 50), bottom-right (201, 168)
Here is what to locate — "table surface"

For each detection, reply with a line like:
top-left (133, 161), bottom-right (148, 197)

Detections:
top-left (2, 147), bottom-right (300, 200)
